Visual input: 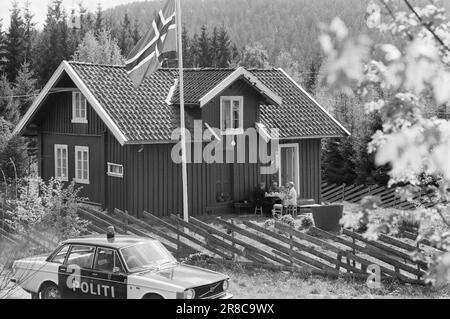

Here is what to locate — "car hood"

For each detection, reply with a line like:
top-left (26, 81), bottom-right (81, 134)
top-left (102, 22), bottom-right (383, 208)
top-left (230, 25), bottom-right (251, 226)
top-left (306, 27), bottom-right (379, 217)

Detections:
top-left (133, 264), bottom-right (228, 288)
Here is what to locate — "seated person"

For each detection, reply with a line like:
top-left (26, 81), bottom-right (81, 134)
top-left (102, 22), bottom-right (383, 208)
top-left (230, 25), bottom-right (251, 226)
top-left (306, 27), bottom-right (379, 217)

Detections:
top-left (268, 181), bottom-right (280, 193)
top-left (268, 181), bottom-right (282, 205)
top-left (253, 181), bottom-right (273, 216)
top-left (283, 181), bottom-right (298, 207)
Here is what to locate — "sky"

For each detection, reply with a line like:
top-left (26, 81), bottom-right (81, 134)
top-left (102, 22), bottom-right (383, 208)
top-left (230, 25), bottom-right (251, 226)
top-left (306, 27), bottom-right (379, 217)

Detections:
top-left (0, 0), bottom-right (144, 30)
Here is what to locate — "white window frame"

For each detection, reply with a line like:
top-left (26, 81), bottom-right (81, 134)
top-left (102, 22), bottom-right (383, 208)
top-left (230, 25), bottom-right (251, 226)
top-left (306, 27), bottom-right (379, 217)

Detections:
top-left (72, 91), bottom-right (88, 124)
top-left (220, 96), bottom-right (244, 135)
top-left (54, 144), bottom-right (68, 182)
top-left (74, 146), bottom-right (89, 184)
top-left (107, 162), bottom-right (124, 178)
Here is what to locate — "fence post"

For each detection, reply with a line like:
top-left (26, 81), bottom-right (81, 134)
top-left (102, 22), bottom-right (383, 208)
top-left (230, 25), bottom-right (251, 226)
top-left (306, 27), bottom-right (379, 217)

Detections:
top-left (176, 214), bottom-right (181, 259)
top-left (289, 227), bottom-right (293, 266)
top-left (231, 219), bottom-right (237, 261)
top-left (123, 210), bottom-right (129, 234)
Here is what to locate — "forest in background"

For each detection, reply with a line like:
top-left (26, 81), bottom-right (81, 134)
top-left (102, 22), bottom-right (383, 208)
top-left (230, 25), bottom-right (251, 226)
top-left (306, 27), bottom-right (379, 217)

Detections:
top-left (1, 0), bottom-right (447, 187)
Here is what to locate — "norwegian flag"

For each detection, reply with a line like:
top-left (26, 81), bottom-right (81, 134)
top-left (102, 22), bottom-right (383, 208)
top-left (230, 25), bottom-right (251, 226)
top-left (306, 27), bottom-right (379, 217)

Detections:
top-left (125, 0), bottom-right (177, 87)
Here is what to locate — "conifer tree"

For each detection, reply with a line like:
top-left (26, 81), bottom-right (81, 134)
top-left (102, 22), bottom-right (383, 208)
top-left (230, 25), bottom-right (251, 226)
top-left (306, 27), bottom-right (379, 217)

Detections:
top-left (118, 13), bottom-right (134, 56)
top-left (94, 2), bottom-right (104, 35)
top-left (23, 0), bottom-right (36, 63)
top-left (13, 62), bottom-right (37, 115)
top-left (197, 25), bottom-right (211, 67)
top-left (33, 0), bottom-right (72, 86)
top-left (217, 27), bottom-right (231, 67)
top-left (5, 0), bottom-right (25, 82)
top-left (210, 27), bottom-right (219, 67)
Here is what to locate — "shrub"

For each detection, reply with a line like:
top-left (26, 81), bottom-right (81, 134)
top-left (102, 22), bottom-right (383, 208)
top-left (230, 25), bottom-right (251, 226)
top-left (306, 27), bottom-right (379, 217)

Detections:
top-left (299, 216), bottom-right (314, 229)
top-left (7, 178), bottom-right (90, 242)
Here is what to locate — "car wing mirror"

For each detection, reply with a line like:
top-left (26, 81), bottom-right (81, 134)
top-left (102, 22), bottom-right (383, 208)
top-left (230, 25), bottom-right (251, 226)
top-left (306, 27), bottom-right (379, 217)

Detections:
top-left (112, 267), bottom-right (121, 273)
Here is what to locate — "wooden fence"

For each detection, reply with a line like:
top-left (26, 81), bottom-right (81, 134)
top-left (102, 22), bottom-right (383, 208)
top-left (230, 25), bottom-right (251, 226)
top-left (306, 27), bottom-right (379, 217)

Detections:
top-left (2, 202), bottom-right (441, 285)
top-left (73, 207), bottom-right (438, 285)
top-left (321, 182), bottom-right (437, 210)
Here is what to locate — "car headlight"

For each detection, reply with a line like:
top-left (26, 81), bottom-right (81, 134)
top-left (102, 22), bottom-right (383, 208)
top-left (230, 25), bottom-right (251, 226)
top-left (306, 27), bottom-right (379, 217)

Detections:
top-left (184, 288), bottom-right (195, 299)
top-left (222, 279), bottom-right (229, 291)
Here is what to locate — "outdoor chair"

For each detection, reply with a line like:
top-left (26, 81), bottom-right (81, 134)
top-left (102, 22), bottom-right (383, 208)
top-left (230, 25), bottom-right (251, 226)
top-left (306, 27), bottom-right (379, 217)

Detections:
top-left (272, 204), bottom-right (283, 218)
top-left (254, 205), bottom-right (263, 215)
top-left (285, 205), bottom-right (298, 218)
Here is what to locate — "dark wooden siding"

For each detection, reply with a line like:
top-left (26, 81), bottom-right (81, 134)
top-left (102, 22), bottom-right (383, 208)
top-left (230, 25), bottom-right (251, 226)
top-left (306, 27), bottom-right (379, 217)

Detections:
top-left (105, 132), bottom-right (127, 212)
top-left (39, 92), bottom-right (106, 135)
top-left (41, 133), bottom-right (105, 204)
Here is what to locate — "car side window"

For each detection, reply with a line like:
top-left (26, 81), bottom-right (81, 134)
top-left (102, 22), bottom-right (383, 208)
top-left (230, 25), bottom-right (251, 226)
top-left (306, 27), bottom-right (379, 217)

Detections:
top-left (51, 244), bottom-right (70, 264)
top-left (94, 248), bottom-right (125, 273)
top-left (65, 245), bottom-right (96, 269)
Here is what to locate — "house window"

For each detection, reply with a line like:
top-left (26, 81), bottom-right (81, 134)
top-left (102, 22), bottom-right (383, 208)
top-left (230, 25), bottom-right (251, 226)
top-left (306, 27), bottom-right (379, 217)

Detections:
top-left (75, 146), bottom-right (89, 184)
top-left (107, 162), bottom-right (123, 178)
top-left (54, 144), bottom-right (68, 181)
top-left (72, 92), bottom-right (87, 123)
top-left (220, 96), bottom-right (243, 134)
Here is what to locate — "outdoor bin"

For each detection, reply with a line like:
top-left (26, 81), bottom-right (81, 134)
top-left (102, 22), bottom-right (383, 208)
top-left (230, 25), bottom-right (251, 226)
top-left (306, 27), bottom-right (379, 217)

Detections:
top-left (311, 204), bottom-right (343, 232)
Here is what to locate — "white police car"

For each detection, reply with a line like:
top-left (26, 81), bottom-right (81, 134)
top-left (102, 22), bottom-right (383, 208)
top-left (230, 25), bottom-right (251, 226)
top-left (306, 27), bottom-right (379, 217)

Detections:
top-left (11, 230), bottom-right (232, 299)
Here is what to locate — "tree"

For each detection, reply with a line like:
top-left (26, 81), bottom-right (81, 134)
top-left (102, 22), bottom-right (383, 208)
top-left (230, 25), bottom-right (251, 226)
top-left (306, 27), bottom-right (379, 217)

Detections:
top-left (94, 1), bottom-right (104, 35)
top-left (72, 30), bottom-right (124, 65)
top-left (181, 26), bottom-right (191, 67)
top-left (188, 33), bottom-right (200, 67)
top-left (5, 0), bottom-right (25, 82)
top-left (275, 51), bottom-right (300, 82)
top-left (217, 27), bottom-right (231, 67)
top-left (0, 75), bottom-right (20, 124)
top-left (239, 42), bottom-right (270, 68)
top-left (118, 13), bottom-right (134, 56)
top-left (210, 27), bottom-right (219, 67)
top-left (132, 19), bottom-right (141, 46)
top-left (22, 0), bottom-right (36, 63)
top-left (0, 19), bottom-right (6, 73)
top-left (33, 0), bottom-right (71, 86)
top-left (197, 25), bottom-right (211, 67)
top-left (321, 1), bottom-right (450, 284)
top-left (13, 62), bottom-right (38, 115)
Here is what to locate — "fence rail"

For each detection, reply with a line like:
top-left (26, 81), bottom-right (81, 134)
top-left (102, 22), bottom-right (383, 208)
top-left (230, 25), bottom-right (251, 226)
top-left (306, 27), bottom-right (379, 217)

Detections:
top-left (321, 182), bottom-right (436, 210)
top-left (2, 202), bottom-right (439, 285)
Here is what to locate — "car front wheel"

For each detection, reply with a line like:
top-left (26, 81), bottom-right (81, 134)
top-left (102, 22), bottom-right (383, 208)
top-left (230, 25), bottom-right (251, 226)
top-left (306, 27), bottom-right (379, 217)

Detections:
top-left (40, 283), bottom-right (62, 299)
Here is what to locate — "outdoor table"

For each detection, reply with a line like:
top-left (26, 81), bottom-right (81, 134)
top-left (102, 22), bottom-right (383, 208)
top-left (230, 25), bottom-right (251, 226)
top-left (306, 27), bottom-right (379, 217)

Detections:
top-left (233, 202), bottom-right (254, 215)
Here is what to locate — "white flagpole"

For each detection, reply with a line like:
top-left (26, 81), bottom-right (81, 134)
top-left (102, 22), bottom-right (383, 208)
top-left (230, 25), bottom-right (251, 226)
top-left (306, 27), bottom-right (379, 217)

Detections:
top-left (176, 0), bottom-right (189, 222)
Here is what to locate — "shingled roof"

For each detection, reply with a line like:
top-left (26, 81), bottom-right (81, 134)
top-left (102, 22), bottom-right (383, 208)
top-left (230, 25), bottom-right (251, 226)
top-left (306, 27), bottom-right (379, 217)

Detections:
top-left (16, 61), bottom-right (349, 144)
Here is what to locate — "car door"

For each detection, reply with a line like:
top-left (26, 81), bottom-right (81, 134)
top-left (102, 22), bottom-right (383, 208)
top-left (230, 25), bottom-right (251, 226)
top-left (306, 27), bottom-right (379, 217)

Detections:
top-left (59, 244), bottom-right (96, 299)
top-left (88, 247), bottom-right (128, 299)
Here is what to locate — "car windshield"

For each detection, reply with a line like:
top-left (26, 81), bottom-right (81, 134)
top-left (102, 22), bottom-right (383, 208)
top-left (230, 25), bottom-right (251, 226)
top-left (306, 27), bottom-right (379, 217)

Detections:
top-left (120, 241), bottom-right (177, 272)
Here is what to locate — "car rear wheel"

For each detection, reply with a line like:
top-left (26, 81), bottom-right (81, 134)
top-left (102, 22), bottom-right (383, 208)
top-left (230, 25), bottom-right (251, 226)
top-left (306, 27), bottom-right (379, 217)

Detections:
top-left (40, 283), bottom-right (62, 299)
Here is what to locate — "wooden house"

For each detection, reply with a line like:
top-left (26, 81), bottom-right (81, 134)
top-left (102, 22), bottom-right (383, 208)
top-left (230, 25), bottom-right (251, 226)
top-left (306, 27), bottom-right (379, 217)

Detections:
top-left (14, 61), bottom-right (349, 218)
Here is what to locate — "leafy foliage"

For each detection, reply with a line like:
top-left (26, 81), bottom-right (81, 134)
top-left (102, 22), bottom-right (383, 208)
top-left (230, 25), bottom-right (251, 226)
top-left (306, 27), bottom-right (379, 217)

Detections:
top-left (73, 30), bottom-right (124, 65)
top-left (321, 0), bottom-right (450, 284)
top-left (7, 178), bottom-right (89, 241)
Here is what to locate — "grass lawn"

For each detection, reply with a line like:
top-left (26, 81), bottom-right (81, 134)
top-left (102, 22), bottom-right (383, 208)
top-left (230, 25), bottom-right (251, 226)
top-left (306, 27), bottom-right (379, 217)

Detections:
top-left (194, 260), bottom-right (450, 299)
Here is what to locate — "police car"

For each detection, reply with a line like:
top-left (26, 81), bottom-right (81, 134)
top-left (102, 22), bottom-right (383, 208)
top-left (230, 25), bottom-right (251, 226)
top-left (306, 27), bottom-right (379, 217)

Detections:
top-left (11, 229), bottom-right (232, 299)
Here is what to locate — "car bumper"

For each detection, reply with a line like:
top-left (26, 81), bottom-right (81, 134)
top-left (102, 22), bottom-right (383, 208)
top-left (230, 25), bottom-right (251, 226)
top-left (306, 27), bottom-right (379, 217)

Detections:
top-left (220, 292), bottom-right (233, 299)
top-left (202, 292), bottom-right (233, 299)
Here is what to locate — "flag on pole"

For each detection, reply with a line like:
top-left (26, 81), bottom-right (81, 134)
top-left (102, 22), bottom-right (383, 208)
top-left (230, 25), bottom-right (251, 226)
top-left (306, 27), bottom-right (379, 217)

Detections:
top-left (125, 0), bottom-right (177, 87)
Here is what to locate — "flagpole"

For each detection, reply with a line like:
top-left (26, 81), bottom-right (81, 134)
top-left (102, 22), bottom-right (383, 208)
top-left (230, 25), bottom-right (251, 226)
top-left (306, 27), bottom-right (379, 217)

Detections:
top-left (176, 0), bottom-right (189, 222)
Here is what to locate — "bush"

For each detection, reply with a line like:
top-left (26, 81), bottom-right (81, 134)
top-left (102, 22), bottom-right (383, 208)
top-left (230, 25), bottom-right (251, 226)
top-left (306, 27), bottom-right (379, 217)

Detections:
top-left (299, 216), bottom-right (314, 229)
top-left (7, 178), bottom-right (90, 242)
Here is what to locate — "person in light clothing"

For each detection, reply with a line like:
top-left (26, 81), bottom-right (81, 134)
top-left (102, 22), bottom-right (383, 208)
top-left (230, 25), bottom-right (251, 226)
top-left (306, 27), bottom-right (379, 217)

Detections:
top-left (283, 182), bottom-right (297, 207)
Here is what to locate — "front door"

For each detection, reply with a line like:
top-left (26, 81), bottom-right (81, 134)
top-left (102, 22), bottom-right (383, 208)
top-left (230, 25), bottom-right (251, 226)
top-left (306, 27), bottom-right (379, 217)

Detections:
top-left (279, 144), bottom-right (299, 192)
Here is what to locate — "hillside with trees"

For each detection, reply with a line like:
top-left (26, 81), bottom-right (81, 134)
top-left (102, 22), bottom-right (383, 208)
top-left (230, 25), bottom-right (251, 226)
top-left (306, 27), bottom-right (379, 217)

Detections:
top-left (1, 0), bottom-right (446, 186)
